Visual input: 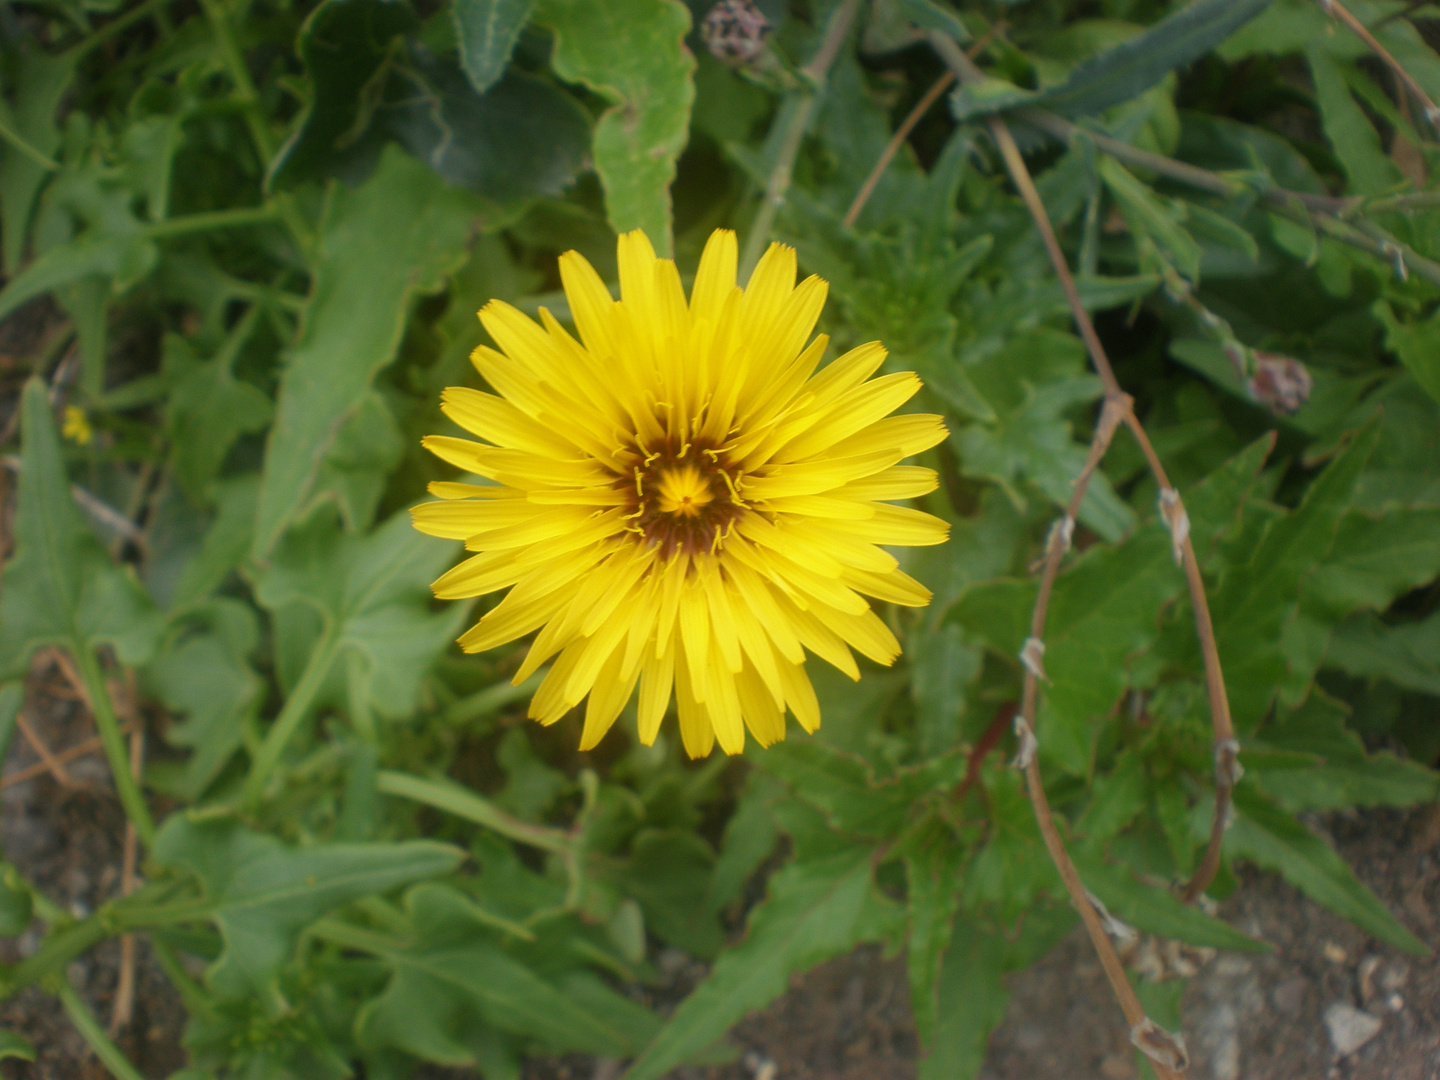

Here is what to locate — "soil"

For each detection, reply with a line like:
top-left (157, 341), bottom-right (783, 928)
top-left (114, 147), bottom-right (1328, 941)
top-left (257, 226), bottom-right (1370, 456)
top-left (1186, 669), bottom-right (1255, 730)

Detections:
top-left (2, 651), bottom-right (1438, 1080)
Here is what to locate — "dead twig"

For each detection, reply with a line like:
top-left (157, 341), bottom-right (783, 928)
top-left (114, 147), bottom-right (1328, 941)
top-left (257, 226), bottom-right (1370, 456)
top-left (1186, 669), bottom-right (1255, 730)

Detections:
top-left (13, 709), bottom-right (75, 787)
top-left (108, 708), bottom-right (143, 1034)
top-left (1319, 0), bottom-right (1440, 129)
top-left (740, 0), bottom-right (864, 277)
top-left (844, 22), bottom-right (1008, 228)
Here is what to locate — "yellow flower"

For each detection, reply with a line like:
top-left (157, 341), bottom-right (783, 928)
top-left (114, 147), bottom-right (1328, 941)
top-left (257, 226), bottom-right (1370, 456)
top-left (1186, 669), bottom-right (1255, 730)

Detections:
top-left (412, 229), bottom-right (949, 757)
top-left (61, 405), bottom-right (93, 446)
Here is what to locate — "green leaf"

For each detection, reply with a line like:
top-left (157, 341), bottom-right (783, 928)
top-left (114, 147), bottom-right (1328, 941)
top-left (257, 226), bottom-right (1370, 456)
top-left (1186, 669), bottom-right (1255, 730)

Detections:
top-left (1208, 422), bottom-right (1379, 731)
top-left (1100, 156), bottom-right (1201, 281)
top-left (917, 918), bottom-right (1008, 1080)
top-left (0, 681), bottom-right (21, 765)
top-left (144, 600), bottom-right (263, 800)
top-left (162, 331), bottom-right (272, 502)
top-left (153, 814), bottom-right (464, 1000)
top-left (355, 883), bottom-right (656, 1063)
top-left (953, 434), bottom-right (1274, 773)
top-left (253, 147), bottom-right (481, 556)
top-left (0, 48), bottom-right (74, 274)
top-left (962, 769), bottom-right (1062, 919)
top-left (0, 378), bottom-right (163, 678)
top-left (903, 823), bottom-right (965, 1043)
top-left (1224, 786), bottom-right (1428, 955)
top-left (897, 0), bottom-right (968, 41)
top-left (274, 0), bottom-right (589, 201)
top-left (955, 327), bottom-right (1134, 542)
top-left (1375, 300), bottom-right (1440, 407)
top-left (759, 741), bottom-right (968, 837)
top-left (949, 0), bottom-right (1272, 121)
top-left (0, 1031), bottom-right (35, 1063)
top-left (453, 0), bottom-right (536, 94)
top-left (625, 850), bottom-right (900, 1080)
top-left (1307, 46), bottom-right (1401, 197)
top-left (255, 507), bottom-right (465, 726)
top-left (268, 0), bottom-right (420, 188)
top-left (610, 829), bottom-right (724, 957)
top-left (1071, 854), bottom-right (1268, 953)
top-left (1329, 610), bottom-right (1440, 696)
top-left (536, 0), bottom-right (695, 255)
top-left (0, 863), bottom-right (33, 936)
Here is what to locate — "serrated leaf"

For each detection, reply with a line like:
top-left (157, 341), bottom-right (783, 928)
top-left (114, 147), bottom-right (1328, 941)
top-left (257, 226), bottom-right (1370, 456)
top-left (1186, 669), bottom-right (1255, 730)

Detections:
top-left (1100, 155), bottom-right (1201, 280)
top-left (962, 768), bottom-right (1062, 918)
top-left (255, 507), bottom-right (465, 725)
top-left (955, 327), bottom-right (1134, 542)
top-left (153, 814), bottom-right (464, 1000)
top-left (356, 883), bottom-right (656, 1064)
top-left (950, 0), bottom-right (1271, 121)
top-left (625, 850), bottom-right (900, 1080)
top-left (759, 741), bottom-right (968, 837)
top-left (145, 600), bottom-right (262, 799)
top-left (0, 378), bottom-right (163, 677)
top-left (254, 147), bottom-right (481, 556)
top-left (917, 918), bottom-right (1008, 1080)
top-left (1224, 785), bottom-right (1428, 955)
top-left (903, 823), bottom-right (965, 1043)
top-left (1072, 854), bottom-right (1268, 952)
top-left (1208, 422), bottom-right (1379, 730)
top-left (952, 434), bottom-right (1274, 773)
top-left (162, 332), bottom-right (272, 502)
top-left (268, 0), bottom-right (420, 187)
top-left (1375, 300), bottom-right (1440, 408)
top-left (1328, 610), bottom-right (1440, 696)
top-left (1307, 46), bottom-right (1401, 197)
top-left (536, 0), bottom-right (695, 255)
top-left (453, 0), bottom-right (536, 94)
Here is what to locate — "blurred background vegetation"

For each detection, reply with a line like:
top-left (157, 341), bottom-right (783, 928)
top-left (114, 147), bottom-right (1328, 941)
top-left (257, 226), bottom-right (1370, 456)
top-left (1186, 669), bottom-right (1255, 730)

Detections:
top-left (1, 0), bottom-right (1440, 1077)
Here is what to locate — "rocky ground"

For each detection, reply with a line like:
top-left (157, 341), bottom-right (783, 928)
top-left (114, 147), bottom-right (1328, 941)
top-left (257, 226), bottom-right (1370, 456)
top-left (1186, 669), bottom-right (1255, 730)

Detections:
top-left (2, 652), bottom-right (1437, 1080)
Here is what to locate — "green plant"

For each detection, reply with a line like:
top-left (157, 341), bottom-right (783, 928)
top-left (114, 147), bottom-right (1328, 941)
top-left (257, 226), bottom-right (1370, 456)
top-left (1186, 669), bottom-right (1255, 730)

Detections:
top-left (1, 0), bottom-right (1438, 1077)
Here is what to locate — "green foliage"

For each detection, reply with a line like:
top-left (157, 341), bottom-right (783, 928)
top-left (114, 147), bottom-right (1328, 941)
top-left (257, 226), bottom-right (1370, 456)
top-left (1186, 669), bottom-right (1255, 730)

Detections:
top-left (2, 0), bottom-right (1439, 1076)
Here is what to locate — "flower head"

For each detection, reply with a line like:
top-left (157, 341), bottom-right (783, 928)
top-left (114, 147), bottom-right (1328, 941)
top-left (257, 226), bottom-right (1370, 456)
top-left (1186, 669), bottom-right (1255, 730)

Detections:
top-left (412, 229), bottom-right (948, 757)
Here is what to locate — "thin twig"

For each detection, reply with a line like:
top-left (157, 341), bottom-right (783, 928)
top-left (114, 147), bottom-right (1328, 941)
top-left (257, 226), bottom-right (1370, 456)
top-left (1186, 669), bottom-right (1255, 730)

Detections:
top-left (0, 457), bottom-right (148, 553)
top-left (109, 692), bottom-right (143, 1035)
top-left (1320, 0), bottom-right (1440, 128)
top-left (845, 22), bottom-right (1008, 227)
top-left (963, 40), bottom-right (1239, 907)
top-left (740, 0), bottom-right (864, 278)
top-left (0, 725), bottom-right (136, 789)
top-left (1013, 105), bottom-right (1440, 286)
top-left (13, 711), bottom-right (74, 787)
top-left (845, 70), bottom-right (956, 226)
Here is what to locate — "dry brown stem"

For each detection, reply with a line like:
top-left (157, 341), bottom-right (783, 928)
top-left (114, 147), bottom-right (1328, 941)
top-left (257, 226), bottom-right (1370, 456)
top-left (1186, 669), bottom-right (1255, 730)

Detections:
top-left (13, 709), bottom-right (74, 787)
top-left (1320, 0), bottom-right (1440, 129)
top-left (917, 26), bottom-right (1260, 1073)
top-left (108, 720), bottom-right (143, 1034)
top-left (843, 22), bottom-right (1012, 228)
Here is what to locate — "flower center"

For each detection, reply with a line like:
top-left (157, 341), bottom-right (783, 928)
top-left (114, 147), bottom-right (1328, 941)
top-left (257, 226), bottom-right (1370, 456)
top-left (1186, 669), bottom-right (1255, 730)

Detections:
top-left (655, 464), bottom-right (715, 517)
top-left (621, 441), bottom-right (744, 557)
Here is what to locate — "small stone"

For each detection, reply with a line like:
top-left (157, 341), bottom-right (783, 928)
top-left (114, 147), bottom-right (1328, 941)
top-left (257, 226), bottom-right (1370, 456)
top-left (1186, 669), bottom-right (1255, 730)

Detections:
top-left (1387, 993), bottom-right (1405, 1013)
top-left (1272, 976), bottom-right (1308, 1018)
top-left (1324, 1002), bottom-right (1383, 1057)
top-left (1379, 961), bottom-right (1410, 992)
top-left (1322, 941), bottom-right (1348, 964)
top-left (1099, 1053), bottom-right (1135, 1079)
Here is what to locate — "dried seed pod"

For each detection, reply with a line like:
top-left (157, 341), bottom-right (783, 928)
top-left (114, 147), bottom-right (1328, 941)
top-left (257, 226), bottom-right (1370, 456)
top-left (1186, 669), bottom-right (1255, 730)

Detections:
top-left (1247, 352), bottom-right (1314, 415)
top-left (701, 0), bottom-right (772, 66)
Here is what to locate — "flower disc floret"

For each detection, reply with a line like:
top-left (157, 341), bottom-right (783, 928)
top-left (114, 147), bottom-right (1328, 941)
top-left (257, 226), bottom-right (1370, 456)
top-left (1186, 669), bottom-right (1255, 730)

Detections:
top-left (412, 229), bottom-right (949, 757)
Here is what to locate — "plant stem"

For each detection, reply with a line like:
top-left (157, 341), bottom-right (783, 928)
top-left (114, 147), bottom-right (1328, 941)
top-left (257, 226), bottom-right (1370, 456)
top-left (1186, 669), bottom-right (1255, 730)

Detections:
top-left (0, 116), bottom-right (58, 171)
top-left (63, 0), bottom-right (173, 59)
top-left (439, 670), bottom-right (545, 726)
top-left (739, 0), bottom-right (864, 279)
top-left (53, 979), bottom-right (147, 1080)
top-left (142, 204), bottom-right (281, 239)
top-left (1320, 0), bottom-right (1440, 127)
top-left (73, 650), bottom-right (155, 848)
top-left (242, 628), bottom-right (340, 809)
top-left (375, 770), bottom-right (572, 854)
